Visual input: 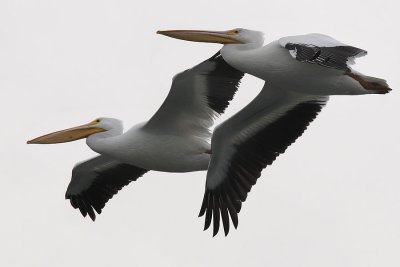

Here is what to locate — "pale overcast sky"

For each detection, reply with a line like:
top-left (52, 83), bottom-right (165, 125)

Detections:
top-left (1, 1), bottom-right (399, 266)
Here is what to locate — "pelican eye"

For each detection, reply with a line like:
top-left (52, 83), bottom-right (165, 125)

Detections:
top-left (227, 29), bottom-right (240, 35)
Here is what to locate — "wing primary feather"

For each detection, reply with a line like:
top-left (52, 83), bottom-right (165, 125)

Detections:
top-left (76, 197), bottom-right (88, 218)
top-left (212, 194), bottom-right (220, 236)
top-left (198, 190), bottom-right (208, 217)
top-left (225, 194), bottom-right (239, 229)
top-left (69, 197), bottom-right (79, 209)
top-left (204, 192), bottom-right (213, 231)
top-left (82, 193), bottom-right (96, 221)
top-left (219, 195), bottom-right (230, 236)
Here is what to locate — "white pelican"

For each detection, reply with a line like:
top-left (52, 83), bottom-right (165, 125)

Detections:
top-left (27, 52), bottom-right (244, 224)
top-left (157, 28), bottom-right (392, 235)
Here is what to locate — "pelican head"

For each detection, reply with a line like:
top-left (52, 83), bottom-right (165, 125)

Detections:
top-left (157, 28), bottom-right (264, 46)
top-left (27, 117), bottom-right (123, 144)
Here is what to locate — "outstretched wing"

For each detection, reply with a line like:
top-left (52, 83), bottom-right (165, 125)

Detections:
top-left (144, 51), bottom-right (244, 137)
top-left (200, 84), bottom-right (328, 236)
top-left (65, 155), bottom-right (148, 220)
top-left (279, 33), bottom-right (367, 70)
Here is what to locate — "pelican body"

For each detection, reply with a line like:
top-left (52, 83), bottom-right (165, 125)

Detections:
top-left (28, 51), bottom-right (244, 223)
top-left (28, 117), bottom-right (210, 172)
top-left (157, 28), bottom-right (391, 236)
top-left (158, 29), bottom-right (390, 96)
top-left (86, 121), bottom-right (211, 172)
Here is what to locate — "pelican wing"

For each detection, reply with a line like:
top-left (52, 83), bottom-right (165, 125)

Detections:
top-left (65, 155), bottom-right (148, 220)
top-left (144, 51), bottom-right (244, 137)
top-left (200, 85), bottom-right (328, 236)
top-left (279, 34), bottom-right (367, 70)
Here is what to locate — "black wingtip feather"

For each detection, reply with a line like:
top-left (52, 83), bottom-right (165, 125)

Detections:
top-left (76, 197), bottom-right (88, 217)
top-left (198, 190), bottom-right (208, 217)
top-left (219, 197), bottom-right (230, 236)
top-left (225, 195), bottom-right (239, 229)
top-left (212, 196), bottom-right (220, 237)
top-left (204, 201), bottom-right (212, 231)
top-left (83, 194), bottom-right (96, 221)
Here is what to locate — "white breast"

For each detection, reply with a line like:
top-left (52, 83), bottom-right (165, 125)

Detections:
top-left (93, 126), bottom-right (211, 172)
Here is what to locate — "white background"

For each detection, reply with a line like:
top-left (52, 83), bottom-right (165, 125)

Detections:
top-left (1, 1), bottom-right (399, 266)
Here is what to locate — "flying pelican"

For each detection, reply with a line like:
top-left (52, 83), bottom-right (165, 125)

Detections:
top-left (157, 28), bottom-right (392, 235)
top-left (28, 51), bottom-right (244, 224)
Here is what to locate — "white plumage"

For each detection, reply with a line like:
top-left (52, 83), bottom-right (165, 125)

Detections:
top-left (27, 51), bottom-right (244, 222)
top-left (158, 27), bottom-right (391, 236)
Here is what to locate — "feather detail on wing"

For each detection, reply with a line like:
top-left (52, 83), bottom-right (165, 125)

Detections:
top-left (144, 51), bottom-right (244, 138)
top-left (279, 34), bottom-right (367, 70)
top-left (199, 84), bottom-right (328, 236)
top-left (65, 155), bottom-right (148, 220)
